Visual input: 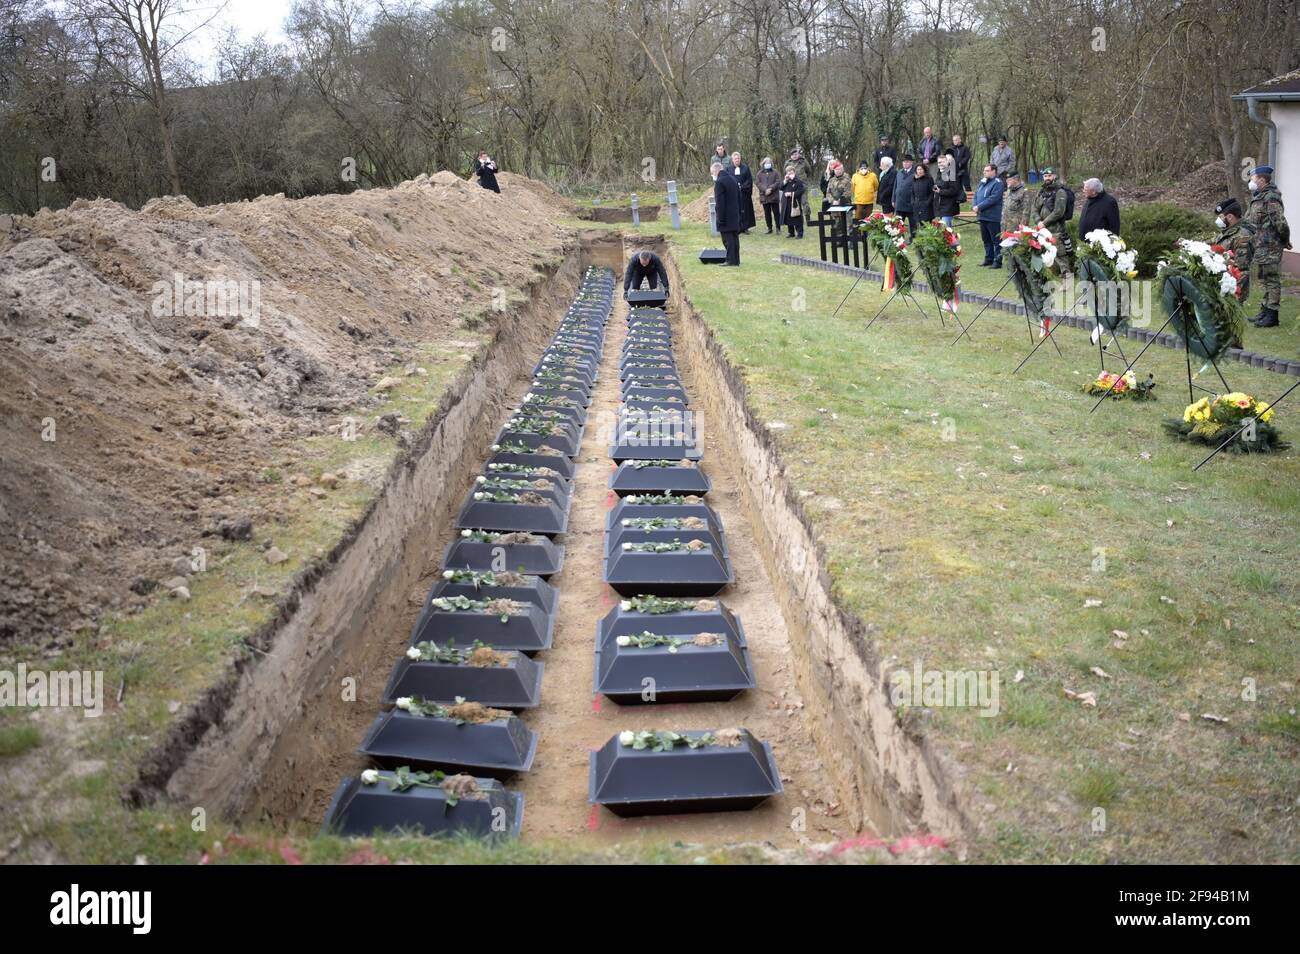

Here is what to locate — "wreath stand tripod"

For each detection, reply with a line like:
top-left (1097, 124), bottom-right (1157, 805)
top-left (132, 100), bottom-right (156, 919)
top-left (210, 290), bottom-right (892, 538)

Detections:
top-left (1089, 301), bottom-right (1233, 412)
top-left (832, 266), bottom-right (935, 331)
top-left (1011, 275), bottom-right (1129, 374)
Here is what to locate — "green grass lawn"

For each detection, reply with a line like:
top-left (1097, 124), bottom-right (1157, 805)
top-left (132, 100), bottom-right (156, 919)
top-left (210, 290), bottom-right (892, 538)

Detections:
top-left (666, 221), bottom-right (1300, 863)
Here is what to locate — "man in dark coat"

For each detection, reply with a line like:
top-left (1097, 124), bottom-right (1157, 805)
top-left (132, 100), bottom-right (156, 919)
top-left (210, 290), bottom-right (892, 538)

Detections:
top-left (623, 250), bottom-right (670, 298)
top-left (878, 156), bottom-right (897, 214)
top-left (730, 152), bottom-right (756, 232)
top-left (712, 160), bottom-right (742, 265)
top-left (910, 163), bottom-right (935, 235)
top-left (893, 154), bottom-right (916, 232)
top-left (871, 136), bottom-right (898, 169)
top-left (1077, 178), bottom-right (1120, 239)
top-left (473, 152), bottom-right (500, 193)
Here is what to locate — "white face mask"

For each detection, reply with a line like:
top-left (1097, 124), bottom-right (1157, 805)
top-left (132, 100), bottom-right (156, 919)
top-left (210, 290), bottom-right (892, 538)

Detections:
top-left (764, 163), bottom-right (772, 170)
top-left (1215, 216), bottom-right (1226, 229)
top-left (1248, 180), bottom-right (1259, 192)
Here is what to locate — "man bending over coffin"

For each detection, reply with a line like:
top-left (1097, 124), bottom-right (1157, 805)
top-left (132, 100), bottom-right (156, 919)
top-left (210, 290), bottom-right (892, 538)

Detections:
top-left (622, 249), bottom-right (670, 299)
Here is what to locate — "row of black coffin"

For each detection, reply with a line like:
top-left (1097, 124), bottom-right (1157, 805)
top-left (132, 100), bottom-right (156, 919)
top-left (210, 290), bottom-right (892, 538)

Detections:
top-left (591, 299), bottom-right (779, 817)
top-left (323, 276), bottom-right (780, 838)
top-left (324, 268), bottom-right (615, 838)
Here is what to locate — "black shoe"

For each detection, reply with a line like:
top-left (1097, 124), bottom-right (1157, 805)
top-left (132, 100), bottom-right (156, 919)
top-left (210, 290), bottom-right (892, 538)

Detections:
top-left (766, 228), bottom-right (773, 234)
top-left (980, 261), bottom-right (993, 267)
top-left (1256, 307), bottom-right (1279, 328)
top-left (992, 261), bottom-right (1003, 269)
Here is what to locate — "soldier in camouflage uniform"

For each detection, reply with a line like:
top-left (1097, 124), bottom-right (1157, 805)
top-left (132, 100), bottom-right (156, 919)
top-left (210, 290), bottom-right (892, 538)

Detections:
top-left (1212, 197), bottom-right (1254, 301)
top-left (1001, 170), bottom-right (1031, 235)
top-left (1242, 165), bottom-right (1291, 328)
top-left (824, 160), bottom-right (853, 237)
top-left (1034, 166), bottom-right (1073, 269)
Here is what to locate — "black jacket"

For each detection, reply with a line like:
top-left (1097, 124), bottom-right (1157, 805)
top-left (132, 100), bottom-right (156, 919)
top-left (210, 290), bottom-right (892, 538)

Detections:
top-left (871, 146), bottom-right (898, 169)
top-left (731, 162), bottom-right (753, 191)
top-left (910, 172), bottom-right (935, 221)
top-left (944, 144), bottom-right (972, 177)
top-left (623, 252), bottom-right (669, 293)
top-left (473, 159), bottom-right (500, 193)
top-left (878, 167), bottom-right (897, 211)
top-left (935, 177), bottom-right (963, 217)
top-left (714, 173), bottom-right (741, 232)
top-left (779, 177), bottom-right (806, 219)
top-left (1078, 192), bottom-right (1120, 239)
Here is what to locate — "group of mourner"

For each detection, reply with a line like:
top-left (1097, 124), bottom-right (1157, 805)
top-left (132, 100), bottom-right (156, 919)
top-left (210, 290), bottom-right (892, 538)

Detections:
top-left (699, 135), bottom-right (1290, 329)
top-left (474, 134), bottom-right (1290, 330)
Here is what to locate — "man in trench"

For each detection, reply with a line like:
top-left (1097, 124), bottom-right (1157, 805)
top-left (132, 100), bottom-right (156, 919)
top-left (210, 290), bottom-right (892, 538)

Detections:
top-left (623, 249), bottom-right (670, 299)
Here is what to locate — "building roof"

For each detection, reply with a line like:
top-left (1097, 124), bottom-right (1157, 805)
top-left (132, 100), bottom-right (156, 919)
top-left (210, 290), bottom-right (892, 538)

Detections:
top-left (1236, 68), bottom-right (1300, 101)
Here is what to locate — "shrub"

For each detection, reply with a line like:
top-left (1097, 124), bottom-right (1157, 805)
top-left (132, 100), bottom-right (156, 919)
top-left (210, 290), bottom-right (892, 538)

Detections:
top-left (1107, 203), bottom-right (1213, 277)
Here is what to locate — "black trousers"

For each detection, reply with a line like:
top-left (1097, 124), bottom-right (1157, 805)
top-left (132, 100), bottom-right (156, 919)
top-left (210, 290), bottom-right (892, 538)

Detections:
top-left (979, 220), bottom-right (1001, 265)
top-left (720, 230), bottom-right (740, 265)
top-left (763, 203), bottom-right (780, 230)
top-left (786, 215), bottom-right (804, 238)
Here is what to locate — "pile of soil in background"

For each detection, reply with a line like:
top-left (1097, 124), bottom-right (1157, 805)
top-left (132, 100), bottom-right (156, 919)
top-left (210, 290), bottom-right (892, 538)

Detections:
top-left (0, 171), bottom-right (572, 649)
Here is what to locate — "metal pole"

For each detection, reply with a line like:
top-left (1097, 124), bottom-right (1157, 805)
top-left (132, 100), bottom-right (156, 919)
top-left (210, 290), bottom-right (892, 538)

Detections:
top-left (666, 181), bottom-right (680, 230)
top-left (631, 193), bottom-right (640, 228)
top-left (709, 195), bottom-right (717, 236)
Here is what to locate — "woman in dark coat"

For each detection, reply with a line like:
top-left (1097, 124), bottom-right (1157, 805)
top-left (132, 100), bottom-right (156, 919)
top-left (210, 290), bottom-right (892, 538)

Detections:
top-left (910, 164), bottom-right (935, 233)
top-left (730, 153), bottom-right (756, 232)
top-left (934, 160), bottom-right (963, 226)
top-left (755, 157), bottom-right (782, 233)
top-left (779, 169), bottom-right (807, 238)
top-left (473, 152), bottom-right (500, 193)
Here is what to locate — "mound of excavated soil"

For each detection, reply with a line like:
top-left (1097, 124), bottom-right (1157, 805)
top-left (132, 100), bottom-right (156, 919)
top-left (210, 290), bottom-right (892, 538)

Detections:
top-left (0, 173), bottom-right (571, 647)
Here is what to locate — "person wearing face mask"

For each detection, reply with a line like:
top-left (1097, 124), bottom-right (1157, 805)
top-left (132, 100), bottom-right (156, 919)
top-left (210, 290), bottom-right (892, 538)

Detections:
top-left (824, 160), bottom-right (853, 237)
top-left (779, 166), bottom-right (806, 238)
top-left (851, 160), bottom-right (879, 224)
top-left (712, 160), bottom-right (742, 265)
top-left (756, 157), bottom-right (782, 233)
top-left (1212, 197), bottom-right (1255, 301)
top-left (1242, 165), bottom-right (1291, 328)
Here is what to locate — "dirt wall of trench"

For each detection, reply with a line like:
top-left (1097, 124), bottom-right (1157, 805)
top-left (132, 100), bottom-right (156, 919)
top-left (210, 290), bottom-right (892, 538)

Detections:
top-left (133, 233), bottom-right (626, 822)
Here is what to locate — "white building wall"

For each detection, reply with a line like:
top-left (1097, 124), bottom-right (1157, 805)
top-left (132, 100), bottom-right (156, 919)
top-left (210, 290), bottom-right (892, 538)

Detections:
top-left (1267, 102), bottom-right (1300, 273)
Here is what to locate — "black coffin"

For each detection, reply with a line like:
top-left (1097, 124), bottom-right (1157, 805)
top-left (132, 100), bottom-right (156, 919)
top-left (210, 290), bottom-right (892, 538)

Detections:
top-left (441, 533), bottom-right (566, 579)
top-left (593, 627), bottom-right (754, 704)
top-left (322, 771), bottom-right (523, 839)
top-left (603, 540), bottom-right (732, 597)
top-left (359, 709), bottom-right (537, 779)
top-left (609, 461), bottom-right (712, 496)
top-left (409, 587), bottom-right (555, 652)
top-left (383, 650), bottom-right (544, 710)
top-left (588, 730), bottom-right (782, 816)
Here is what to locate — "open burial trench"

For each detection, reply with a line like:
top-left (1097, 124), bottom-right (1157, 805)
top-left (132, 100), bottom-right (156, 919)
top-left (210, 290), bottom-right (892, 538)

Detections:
top-left (136, 229), bottom-right (966, 847)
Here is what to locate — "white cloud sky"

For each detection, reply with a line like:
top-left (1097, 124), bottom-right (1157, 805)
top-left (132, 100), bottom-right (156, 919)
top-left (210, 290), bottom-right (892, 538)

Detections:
top-left (183, 0), bottom-right (295, 71)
